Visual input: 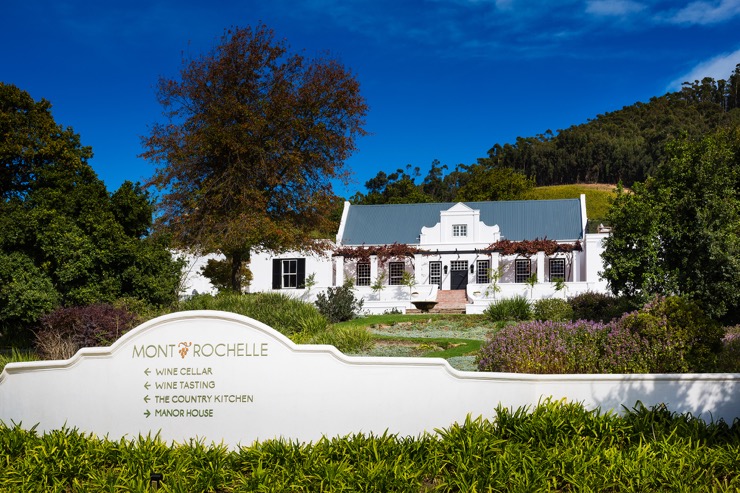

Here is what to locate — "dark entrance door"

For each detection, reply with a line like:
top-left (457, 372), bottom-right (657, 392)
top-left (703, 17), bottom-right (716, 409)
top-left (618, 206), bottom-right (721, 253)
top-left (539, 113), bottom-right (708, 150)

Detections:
top-left (450, 261), bottom-right (468, 290)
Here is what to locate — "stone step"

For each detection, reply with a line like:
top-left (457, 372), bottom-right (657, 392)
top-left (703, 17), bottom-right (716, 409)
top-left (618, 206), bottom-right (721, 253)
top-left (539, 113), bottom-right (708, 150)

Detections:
top-left (407, 289), bottom-right (467, 314)
top-left (407, 307), bottom-right (466, 314)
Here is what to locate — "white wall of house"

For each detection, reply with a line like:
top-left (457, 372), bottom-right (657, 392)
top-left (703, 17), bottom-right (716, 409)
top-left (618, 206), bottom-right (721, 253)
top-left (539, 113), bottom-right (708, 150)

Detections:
top-left (177, 251), bottom-right (222, 298)
top-left (584, 233), bottom-right (609, 292)
top-left (249, 249), bottom-right (335, 302)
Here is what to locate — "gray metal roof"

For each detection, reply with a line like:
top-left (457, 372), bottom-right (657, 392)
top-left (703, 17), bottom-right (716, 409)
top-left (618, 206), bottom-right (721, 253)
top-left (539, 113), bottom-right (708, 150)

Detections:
top-left (340, 199), bottom-right (584, 245)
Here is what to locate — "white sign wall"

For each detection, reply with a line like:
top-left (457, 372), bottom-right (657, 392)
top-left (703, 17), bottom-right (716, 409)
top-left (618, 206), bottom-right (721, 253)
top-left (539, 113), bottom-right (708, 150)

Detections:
top-left (1, 311), bottom-right (738, 448)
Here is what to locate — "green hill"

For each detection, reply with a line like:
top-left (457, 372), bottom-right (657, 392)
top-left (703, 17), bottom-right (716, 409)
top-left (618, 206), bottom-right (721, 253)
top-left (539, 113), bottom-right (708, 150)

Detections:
top-left (523, 183), bottom-right (618, 224)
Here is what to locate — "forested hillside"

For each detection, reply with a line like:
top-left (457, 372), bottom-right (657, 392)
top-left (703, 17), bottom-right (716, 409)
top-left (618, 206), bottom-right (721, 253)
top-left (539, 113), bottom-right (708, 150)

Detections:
top-left (351, 65), bottom-right (740, 204)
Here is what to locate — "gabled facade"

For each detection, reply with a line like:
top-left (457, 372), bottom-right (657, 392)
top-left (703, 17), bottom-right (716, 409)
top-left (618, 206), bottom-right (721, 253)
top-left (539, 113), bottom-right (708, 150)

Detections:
top-left (183, 195), bottom-right (610, 313)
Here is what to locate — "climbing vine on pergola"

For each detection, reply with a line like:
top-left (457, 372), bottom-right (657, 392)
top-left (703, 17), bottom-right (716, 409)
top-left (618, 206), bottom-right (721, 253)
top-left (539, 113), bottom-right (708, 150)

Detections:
top-left (488, 239), bottom-right (582, 257)
top-left (333, 243), bottom-right (420, 263)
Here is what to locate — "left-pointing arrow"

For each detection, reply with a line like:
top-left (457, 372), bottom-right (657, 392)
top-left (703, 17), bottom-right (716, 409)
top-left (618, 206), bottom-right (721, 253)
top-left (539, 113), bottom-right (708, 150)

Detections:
top-left (144, 382), bottom-right (150, 390)
top-left (144, 368), bottom-right (151, 376)
top-left (144, 395), bottom-right (150, 403)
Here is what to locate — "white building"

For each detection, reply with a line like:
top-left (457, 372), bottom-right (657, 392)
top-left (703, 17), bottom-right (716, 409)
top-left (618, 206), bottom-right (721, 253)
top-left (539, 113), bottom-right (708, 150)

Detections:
top-left (240, 194), bottom-right (610, 314)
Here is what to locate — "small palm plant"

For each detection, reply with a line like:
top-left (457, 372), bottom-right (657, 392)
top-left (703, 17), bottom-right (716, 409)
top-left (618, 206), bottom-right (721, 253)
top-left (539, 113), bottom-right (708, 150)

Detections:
top-left (370, 271), bottom-right (386, 300)
top-left (484, 266), bottom-right (503, 299)
top-left (554, 277), bottom-right (567, 299)
top-left (401, 271), bottom-right (416, 299)
top-left (525, 273), bottom-right (538, 299)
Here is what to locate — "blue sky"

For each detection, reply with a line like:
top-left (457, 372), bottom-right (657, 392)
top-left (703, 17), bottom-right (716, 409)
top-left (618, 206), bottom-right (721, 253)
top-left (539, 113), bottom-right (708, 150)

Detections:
top-left (3, 1), bottom-right (739, 199)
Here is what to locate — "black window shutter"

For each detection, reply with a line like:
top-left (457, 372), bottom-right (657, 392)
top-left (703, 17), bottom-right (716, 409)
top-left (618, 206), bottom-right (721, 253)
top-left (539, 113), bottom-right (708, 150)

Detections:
top-left (297, 259), bottom-right (306, 288)
top-left (272, 259), bottom-right (281, 289)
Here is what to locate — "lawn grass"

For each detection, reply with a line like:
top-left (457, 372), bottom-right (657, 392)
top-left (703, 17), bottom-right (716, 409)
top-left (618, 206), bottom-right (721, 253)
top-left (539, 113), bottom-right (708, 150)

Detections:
top-left (336, 314), bottom-right (493, 370)
top-left (523, 183), bottom-right (619, 220)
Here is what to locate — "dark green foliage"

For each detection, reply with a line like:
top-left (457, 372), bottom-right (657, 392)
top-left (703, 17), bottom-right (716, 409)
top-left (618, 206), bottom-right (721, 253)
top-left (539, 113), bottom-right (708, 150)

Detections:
top-left (533, 298), bottom-right (573, 322)
top-left (618, 296), bottom-right (724, 373)
top-left (199, 255), bottom-right (252, 293)
top-left (0, 252), bottom-right (59, 346)
top-left (109, 181), bottom-right (153, 238)
top-left (178, 292), bottom-right (329, 336)
top-left (314, 279), bottom-right (364, 323)
top-left (568, 291), bottom-right (635, 323)
top-left (450, 163), bottom-right (535, 202)
top-left (482, 71), bottom-right (740, 187)
top-left (603, 127), bottom-right (740, 322)
top-left (483, 296), bottom-right (532, 322)
top-left (0, 83), bottom-right (183, 344)
top-left (351, 162), bottom-right (534, 204)
top-left (2, 401), bottom-right (739, 491)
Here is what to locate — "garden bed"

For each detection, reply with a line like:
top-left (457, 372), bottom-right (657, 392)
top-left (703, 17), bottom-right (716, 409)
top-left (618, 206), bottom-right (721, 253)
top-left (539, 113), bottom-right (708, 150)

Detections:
top-left (340, 314), bottom-right (493, 371)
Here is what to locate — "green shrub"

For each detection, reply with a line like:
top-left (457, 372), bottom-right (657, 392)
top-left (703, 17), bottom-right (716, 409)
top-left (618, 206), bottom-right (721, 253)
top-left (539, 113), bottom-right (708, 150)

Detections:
top-left (568, 291), bottom-right (635, 322)
top-left (618, 296), bottom-right (724, 372)
top-left (314, 279), bottom-right (364, 323)
top-left (35, 304), bottom-right (140, 359)
top-left (0, 348), bottom-right (39, 372)
top-left (2, 402), bottom-right (739, 491)
top-left (292, 326), bottom-right (374, 353)
top-left (483, 296), bottom-right (531, 322)
top-left (533, 298), bottom-right (573, 322)
top-left (178, 292), bottom-right (329, 336)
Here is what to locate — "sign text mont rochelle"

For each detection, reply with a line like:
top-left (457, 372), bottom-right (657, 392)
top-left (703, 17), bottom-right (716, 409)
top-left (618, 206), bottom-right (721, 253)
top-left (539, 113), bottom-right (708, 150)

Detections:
top-left (132, 341), bottom-right (269, 359)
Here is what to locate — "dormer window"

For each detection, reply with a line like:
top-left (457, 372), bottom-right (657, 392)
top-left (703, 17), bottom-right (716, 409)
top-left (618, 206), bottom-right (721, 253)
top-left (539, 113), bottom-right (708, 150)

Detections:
top-left (452, 224), bottom-right (467, 237)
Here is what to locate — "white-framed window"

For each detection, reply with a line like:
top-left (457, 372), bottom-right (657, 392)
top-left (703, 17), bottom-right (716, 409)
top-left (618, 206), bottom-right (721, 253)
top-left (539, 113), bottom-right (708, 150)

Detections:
top-left (549, 258), bottom-right (566, 281)
top-left (282, 259), bottom-right (298, 288)
top-left (476, 260), bottom-right (490, 284)
top-left (429, 261), bottom-right (442, 288)
top-left (389, 262), bottom-right (405, 285)
top-left (356, 262), bottom-right (371, 286)
top-left (515, 259), bottom-right (531, 283)
top-left (452, 224), bottom-right (467, 237)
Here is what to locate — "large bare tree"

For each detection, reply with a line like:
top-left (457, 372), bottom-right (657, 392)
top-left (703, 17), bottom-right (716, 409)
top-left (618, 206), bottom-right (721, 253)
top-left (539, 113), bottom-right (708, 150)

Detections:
top-left (142, 25), bottom-right (368, 291)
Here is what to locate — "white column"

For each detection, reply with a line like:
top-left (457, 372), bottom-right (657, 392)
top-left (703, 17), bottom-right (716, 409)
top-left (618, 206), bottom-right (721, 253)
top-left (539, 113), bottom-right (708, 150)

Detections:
top-left (491, 252), bottom-right (499, 276)
top-left (571, 251), bottom-right (579, 282)
top-left (370, 255), bottom-right (379, 283)
top-left (414, 253), bottom-right (424, 283)
top-left (335, 256), bottom-right (344, 286)
top-left (537, 251), bottom-right (545, 283)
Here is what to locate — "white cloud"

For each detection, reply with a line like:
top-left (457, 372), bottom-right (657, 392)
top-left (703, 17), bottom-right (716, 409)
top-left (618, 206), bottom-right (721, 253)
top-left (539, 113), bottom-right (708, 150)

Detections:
top-left (667, 49), bottom-right (740, 91)
top-left (586, 0), bottom-right (646, 17)
top-left (666, 0), bottom-right (740, 25)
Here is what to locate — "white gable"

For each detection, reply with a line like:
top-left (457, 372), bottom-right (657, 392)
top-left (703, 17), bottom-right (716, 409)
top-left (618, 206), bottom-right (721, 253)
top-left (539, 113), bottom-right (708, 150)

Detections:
top-left (419, 203), bottom-right (500, 248)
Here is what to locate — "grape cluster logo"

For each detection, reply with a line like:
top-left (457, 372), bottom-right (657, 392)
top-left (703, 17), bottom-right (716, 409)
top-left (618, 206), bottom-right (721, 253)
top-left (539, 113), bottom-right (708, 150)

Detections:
top-left (178, 342), bottom-right (192, 359)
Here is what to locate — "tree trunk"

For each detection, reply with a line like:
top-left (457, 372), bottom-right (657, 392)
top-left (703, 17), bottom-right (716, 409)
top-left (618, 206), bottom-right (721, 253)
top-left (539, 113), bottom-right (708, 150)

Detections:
top-left (230, 252), bottom-right (243, 293)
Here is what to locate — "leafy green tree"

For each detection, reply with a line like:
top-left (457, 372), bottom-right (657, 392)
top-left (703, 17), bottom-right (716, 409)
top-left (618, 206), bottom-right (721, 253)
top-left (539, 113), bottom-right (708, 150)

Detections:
top-left (110, 181), bottom-right (153, 238)
top-left (352, 165), bottom-right (433, 204)
top-left (477, 66), bottom-right (740, 188)
top-left (0, 83), bottom-right (183, 344)
top-left (142, 24), bottom-right (368, 292)
top-left (455, 164), bottom-right (535, 202)
top-left (602, 127), bottom-right (740, 322)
